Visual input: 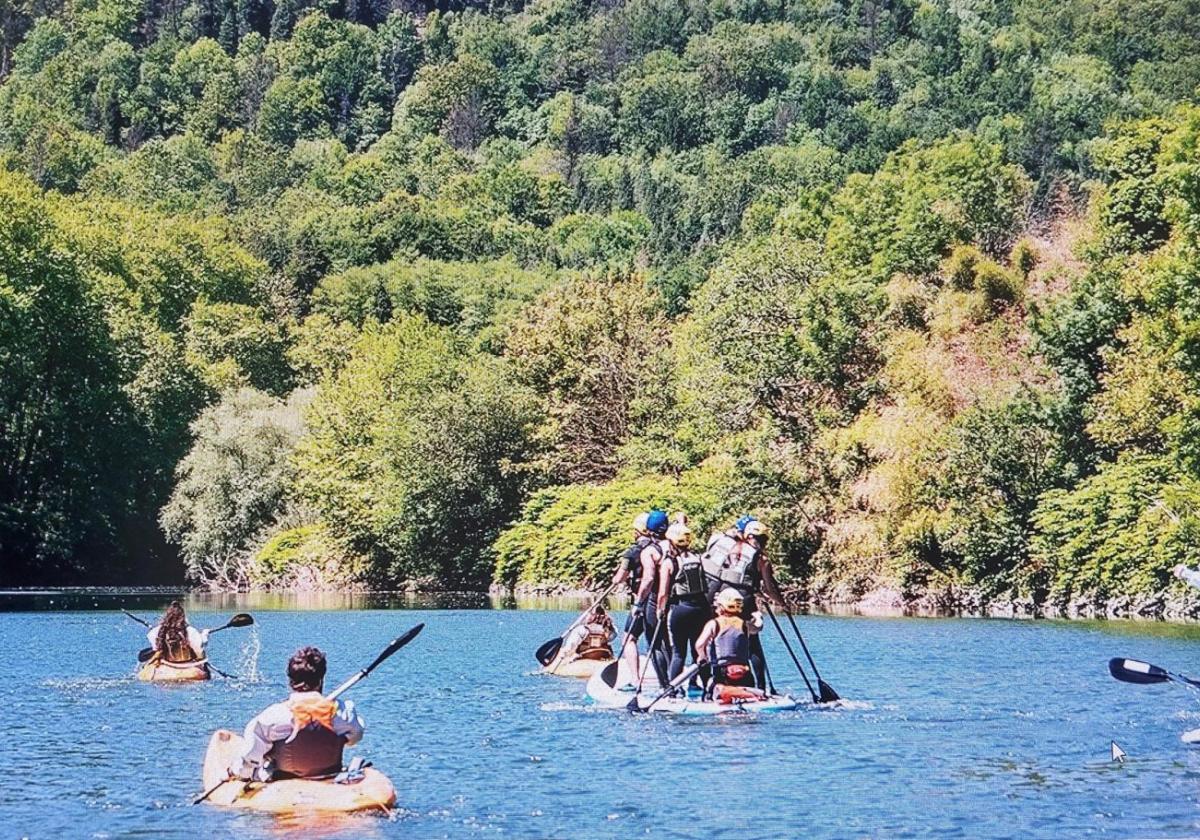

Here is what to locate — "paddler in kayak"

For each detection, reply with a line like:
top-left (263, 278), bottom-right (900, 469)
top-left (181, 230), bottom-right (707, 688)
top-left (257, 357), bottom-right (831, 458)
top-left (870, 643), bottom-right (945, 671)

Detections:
top-left (228, 646), bottom-right (364, 782)
top-left (657, 521), bottom-right (711, 695)
top-left (695, 588), bottom-right (766, 703)
top-left (701, 517), bottom-right (783, 691)
top-left (146, 600), bottom-right (209, 665)
top-left (545, 604), bottom-right (617, 671)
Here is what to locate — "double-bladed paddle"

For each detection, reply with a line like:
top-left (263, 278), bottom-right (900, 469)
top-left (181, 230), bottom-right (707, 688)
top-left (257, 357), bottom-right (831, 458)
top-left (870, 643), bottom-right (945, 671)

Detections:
top-left (133, 613), bottom-right (254, 679)
top-left (193, 623), bottom-right (425, 806)
top-left (535, 583), bottom-right (617, 667)
top-left (1109, 657), bottom-right (1200, 689)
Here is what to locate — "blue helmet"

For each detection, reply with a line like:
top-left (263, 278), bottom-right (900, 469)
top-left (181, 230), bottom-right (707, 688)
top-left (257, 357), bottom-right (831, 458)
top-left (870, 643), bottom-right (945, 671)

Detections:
top-left (646, 509), bottom-right (669, 536)
top-left (735, 514), bottom-right (756, 533)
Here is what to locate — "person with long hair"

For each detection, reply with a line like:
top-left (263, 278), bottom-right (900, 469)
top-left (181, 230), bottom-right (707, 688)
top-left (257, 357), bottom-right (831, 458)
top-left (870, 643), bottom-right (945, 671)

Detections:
top-left (147, 600), bottom-right (209, 663)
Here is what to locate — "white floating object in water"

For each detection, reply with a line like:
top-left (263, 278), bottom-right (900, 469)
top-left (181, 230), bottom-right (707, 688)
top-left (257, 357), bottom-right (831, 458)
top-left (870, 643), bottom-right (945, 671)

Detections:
top-left (1111, 740), bottom-right (1127, 762)
top-left (1181, 728), bottom-right (1200, 744)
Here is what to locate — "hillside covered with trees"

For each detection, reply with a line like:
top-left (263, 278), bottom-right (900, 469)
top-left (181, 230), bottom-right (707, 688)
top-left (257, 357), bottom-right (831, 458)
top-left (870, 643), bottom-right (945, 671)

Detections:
top-left (4, 0), bottom-right (1200, 613)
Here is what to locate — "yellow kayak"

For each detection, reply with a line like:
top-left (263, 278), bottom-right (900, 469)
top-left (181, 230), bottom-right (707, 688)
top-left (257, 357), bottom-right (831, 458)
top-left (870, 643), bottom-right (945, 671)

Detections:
top-left (201, 729), bottom-right (396, 815)
top-left (541, 654), bottom-right (614, 678)
top-left (137, 658), bottom-right (210, 682)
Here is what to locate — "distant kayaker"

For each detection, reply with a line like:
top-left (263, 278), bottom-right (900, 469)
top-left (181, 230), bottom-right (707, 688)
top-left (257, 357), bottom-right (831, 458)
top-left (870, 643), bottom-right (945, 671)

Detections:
top-left (701, 518), bottom-right (784, 691)
top-left (547, 604), bottom-right (616, 670)
top-left (229, 646), bottom-right (364, 782)
top-left (1174, 565), bottom-right (1200, 590)
top-left (623, 508), bottom-right (670, 689)
top-left (147, 600), bottom-right (208, 664)
top-left (657, 522), bottom-right (712, 693)
top-left (695, 588), bottom-right (766, 703)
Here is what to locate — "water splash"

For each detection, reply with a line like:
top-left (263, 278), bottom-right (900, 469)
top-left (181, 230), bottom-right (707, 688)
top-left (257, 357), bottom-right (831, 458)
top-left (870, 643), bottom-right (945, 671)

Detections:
top-left (235, 625), bottom-right (262, 682)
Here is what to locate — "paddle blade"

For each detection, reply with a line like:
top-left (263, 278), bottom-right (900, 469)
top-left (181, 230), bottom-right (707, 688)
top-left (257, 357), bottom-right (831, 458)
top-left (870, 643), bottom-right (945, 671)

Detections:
top-left (1109, 657), bottom-right (1170, 685)
top-left (227, 613), bottom-right (254, 628)
top-left (599, 660), bottom-right (620, 688)
top-left (626, 694), bottom-right (644, 713)
top-left (535, 637), bottom-right (563, 667)
top-left (137, 647), bottom-right (155, 662)
top-left (817, 679), bottom-right (841, 703)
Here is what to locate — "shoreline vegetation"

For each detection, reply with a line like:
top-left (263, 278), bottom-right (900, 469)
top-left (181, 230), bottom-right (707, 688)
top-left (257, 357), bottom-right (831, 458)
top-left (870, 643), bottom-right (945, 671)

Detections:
top-left (6, 2), bottom-right (1200, 610)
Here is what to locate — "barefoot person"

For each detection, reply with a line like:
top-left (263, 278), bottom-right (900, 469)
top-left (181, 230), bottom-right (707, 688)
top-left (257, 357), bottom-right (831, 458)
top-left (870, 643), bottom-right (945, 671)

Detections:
top-left (147, 600), bottom-right (209, 664)
top-left (229, 647), bottom-right (364, 782)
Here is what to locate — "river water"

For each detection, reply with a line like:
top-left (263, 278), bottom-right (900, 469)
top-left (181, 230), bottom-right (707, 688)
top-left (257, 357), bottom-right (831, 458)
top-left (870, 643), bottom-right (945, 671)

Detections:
top-left (4, 591), bottom-right (1200, 838)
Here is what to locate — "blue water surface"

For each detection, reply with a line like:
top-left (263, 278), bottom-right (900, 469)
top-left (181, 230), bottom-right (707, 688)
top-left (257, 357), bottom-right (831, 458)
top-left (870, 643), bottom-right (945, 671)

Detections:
top-left (3, 593), bottom-right (1200, 838)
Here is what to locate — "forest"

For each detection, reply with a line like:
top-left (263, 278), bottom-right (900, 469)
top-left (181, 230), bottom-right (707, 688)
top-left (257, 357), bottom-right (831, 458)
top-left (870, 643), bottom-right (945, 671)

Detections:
top-left (3, 0), bottom-right (1200, 613)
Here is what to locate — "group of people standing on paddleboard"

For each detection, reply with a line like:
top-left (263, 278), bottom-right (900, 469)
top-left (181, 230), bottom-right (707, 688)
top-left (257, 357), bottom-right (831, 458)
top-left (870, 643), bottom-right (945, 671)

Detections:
top-left (608, 509), bottom-right (785, 702)
top-left (145, 602), bottom-right (365, 783)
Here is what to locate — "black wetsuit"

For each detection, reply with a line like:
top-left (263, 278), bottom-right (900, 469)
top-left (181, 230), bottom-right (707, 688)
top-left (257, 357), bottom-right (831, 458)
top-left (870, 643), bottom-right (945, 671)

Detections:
top-left (665, 551), bottom-right (712, 685)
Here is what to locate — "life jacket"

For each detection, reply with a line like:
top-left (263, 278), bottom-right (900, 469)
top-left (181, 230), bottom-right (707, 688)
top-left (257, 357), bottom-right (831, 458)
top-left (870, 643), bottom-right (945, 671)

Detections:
top-left (670, 549), bottom-right (708, 602)
top-left (620, 536), bottom-right (657, 593)
top-left (576, 621), bottom-right (613, 660)
top-left (709, 616), bottom-right (751, 684)
top-left (268, 697), bottom-right (346, 779)
top-left (702, 536), bottom-right (760, 598)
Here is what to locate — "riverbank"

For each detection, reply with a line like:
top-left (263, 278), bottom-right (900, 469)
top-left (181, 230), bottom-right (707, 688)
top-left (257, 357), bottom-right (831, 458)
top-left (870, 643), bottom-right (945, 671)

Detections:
top-left (488, 581), bottom-right (1200, 622)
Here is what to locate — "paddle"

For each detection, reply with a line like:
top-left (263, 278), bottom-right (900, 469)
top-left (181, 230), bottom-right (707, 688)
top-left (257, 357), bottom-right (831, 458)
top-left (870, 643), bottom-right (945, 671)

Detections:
top-left (632, 662), bottom-right (703, 714)
top-left (625, 614), bottom-right (668, 711)
top-left (1108, 657), bottom-right (1200, 689)
top-left (535, 583), bottom-right (617, 666)
top-left (780, 605), bottom-right (840, 702)
top-left (193, 623), bottom-right (425, 806)
top-left (763, 603), bottom-right (819, 703)
top-left (209, 613), bottom-right (255, 634)
top-left (122, 609), bottom-right (151, 627)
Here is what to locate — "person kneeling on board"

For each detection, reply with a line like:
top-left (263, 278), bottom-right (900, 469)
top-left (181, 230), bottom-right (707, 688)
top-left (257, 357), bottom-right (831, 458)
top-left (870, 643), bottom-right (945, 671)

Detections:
top-left (695, 588), bottom-right (765, 703)
top-left (228, 646), bottom-right (364, 782)
top-left (549, 604), bottom-right (616, 670)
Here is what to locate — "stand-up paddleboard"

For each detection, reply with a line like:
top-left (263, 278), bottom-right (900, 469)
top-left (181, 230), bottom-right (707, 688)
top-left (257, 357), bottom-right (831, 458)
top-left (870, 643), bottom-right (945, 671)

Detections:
top-left (1182, 729), bottom-right (1200, 744)
top-left (585, 661), bottom-right (799, 715)
top-left (200, 729), bottom-right (395, 814)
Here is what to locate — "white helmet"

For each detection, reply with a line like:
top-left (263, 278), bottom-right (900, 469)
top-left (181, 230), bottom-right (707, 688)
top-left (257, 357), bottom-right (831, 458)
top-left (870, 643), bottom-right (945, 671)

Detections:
top-left (666, 522), bottom-right (693, 548)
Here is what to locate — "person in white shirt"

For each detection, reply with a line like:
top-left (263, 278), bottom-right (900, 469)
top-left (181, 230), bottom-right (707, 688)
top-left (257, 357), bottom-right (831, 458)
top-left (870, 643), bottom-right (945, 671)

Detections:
top-left (1174, 565), bottom-right (1200, 591)
top-left (229, 646), bottom-right (365, 782)
top-left (146, 601), bottom-right (209, 663)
